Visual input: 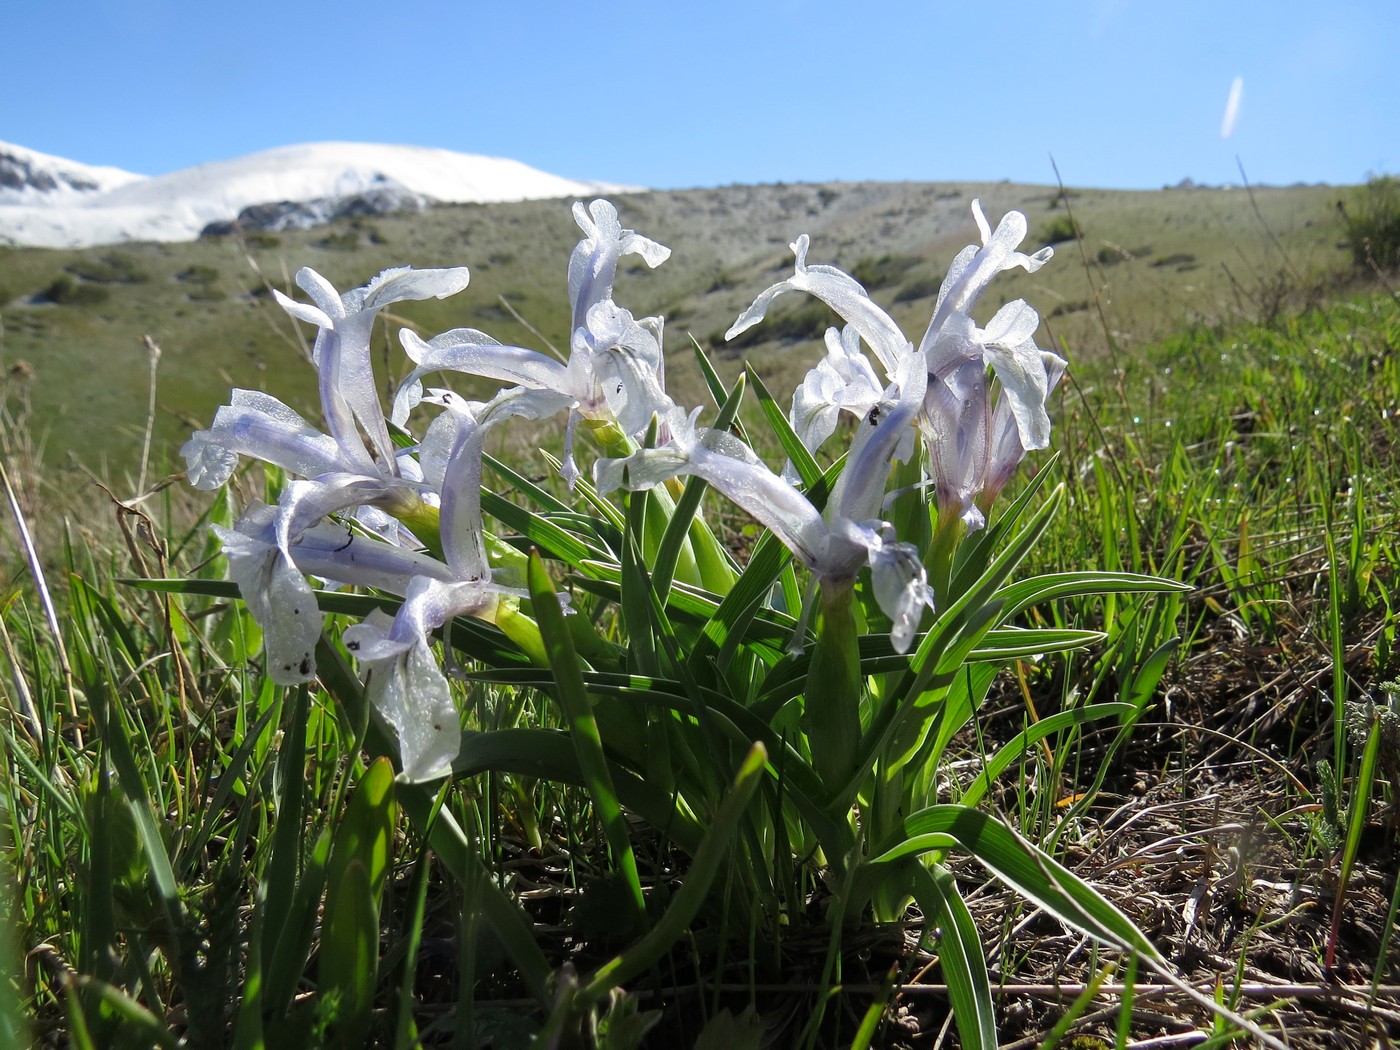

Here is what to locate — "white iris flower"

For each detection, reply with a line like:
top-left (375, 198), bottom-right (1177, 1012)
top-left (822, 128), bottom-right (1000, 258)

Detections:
top-left (725, 201), bottom-right (1064, 531)
top-left (597, 347), bottom-right (934, 653)
top-left (391, 201), bottom-right (672, 487)
top-left (184, 265), bottom-right (469, 498)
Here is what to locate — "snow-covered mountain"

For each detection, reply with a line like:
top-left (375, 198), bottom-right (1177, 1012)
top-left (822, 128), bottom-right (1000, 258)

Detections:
top-left (0, 141), bottom-right (638, 249)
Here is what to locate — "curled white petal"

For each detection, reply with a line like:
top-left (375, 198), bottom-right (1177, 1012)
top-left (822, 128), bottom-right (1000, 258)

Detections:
top-left (362, 266), bottom-right (470, 312)
top-left (726, 236), bottom-right (906, 372)
top-left (212, 505), bottom-right (322, 684)
top-left (344, 604), bottom-right (460, 784)
top-left (790, 325), bottom-right (885, 461)
top-left (922, 200), bottom-right (1053, 355)
top-left (866, 529), bottom-right (935, 655)
top-left (569, 199), bottom-right (670, 331)
top-left (182, 390), bottom-right (342, 489)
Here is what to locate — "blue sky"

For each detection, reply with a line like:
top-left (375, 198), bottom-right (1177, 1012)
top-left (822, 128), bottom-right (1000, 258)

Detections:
top-left (6, 0), bottom-right (1395, 190)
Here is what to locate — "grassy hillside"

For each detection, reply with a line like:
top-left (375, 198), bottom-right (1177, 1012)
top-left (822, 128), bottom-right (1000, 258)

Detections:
top-left (0, 179), bottom-right (1352, 478)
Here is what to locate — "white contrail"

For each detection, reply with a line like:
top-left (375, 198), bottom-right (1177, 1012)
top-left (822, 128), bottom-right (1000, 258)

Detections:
top-left (1220, 76), bottom-right (1244, 138)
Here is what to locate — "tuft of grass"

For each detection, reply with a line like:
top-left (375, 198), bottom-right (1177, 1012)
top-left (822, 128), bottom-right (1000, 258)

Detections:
top-left (42, 275), bottom-right (110, 306)
top-left (1039, 215), bottom-right (1078, 245)
top-left (1339, 174), bottom-right (1400, 272)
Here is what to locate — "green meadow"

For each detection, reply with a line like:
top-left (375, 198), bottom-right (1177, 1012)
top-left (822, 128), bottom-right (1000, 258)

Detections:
top-left (0, 178), bottom-right (1395, 1048)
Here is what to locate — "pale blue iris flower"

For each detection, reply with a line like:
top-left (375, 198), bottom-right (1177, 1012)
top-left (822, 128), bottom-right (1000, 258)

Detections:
top-left (185, 265), bottom-right (469, 495)
top-left (391, 200), bottom-right (672, 487)
top-left (184, 265), bottom-right (471, 549)
top-left (185, 265), bottom-right (526, 780)
top-left (211, 386), bottom-right (522, 781)
top-left (567, 199), bottom-right (670, 333)
top-left (341, 388), bottom-right (534, 781)
top-left (211, 496), bottom-right (459, 687)
top-left (597, 347), bottom-right (934, 653)
top-left (185, 195), bottom-right (1062, 778)
top-left (215, 498), bottom-right (482, 782)
top-left (184, 265), bottom-right (473, 692)
top-left (725, 201), bottom-right (1063, 531)
top-left (789, 325), bottom-right (886, 460)
top-left (980, 350), bottom-right (1069, 508)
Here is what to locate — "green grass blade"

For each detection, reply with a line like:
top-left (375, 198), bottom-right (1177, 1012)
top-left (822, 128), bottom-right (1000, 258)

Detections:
top-left (92, 685), bottom-right (187, 964)
top-left (232, 882), bottom-right (267, 1050)
top-left (392, 846), bottom-right (433, 1050)
top-left (68, 976), bottom-right (180, 1050)
top-left (180, 702), bottom-right (278, 875)
top-left (957, 703), bottom-right (1135, 809)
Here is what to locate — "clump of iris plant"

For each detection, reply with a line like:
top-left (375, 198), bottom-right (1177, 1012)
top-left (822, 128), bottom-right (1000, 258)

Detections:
top-left (183, 197), bottom-right (1073, 783)
top-left (183, 195), bottom-right (1190, 1047)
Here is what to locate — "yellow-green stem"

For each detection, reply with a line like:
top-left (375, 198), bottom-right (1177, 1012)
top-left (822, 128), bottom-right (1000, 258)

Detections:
top-left (806, 579), bottom-right (862, 794)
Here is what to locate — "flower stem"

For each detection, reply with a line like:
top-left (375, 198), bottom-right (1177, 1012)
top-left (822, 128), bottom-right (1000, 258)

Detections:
top-left (806, 579), bottom-right (862, 793)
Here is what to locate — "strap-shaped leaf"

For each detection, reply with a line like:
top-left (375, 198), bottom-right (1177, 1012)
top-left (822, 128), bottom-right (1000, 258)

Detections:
top-left (755, 634), bottom-right (909, 709)
top-left (320, 761), bottom-right (397, 1030)
top-left (314, 638), bottom-right (553, 1003)
top-left (467, 666), bottom-right (846, 852)
top-left (483, 451), bottom-right (570, 514)
top-left (451, 726), bottom-right (704, 855)
top-left (893, 483), bottom-right (1067, 707)
top-left (948, 453), bottom-right (1059, 595)
top-left (837, 600), bottom-right (1004, 811)
top-left (621, 486), bottom-right (661, 676)
top-left (745, 364), bottom-right (821, 490)
top-left (573, 569), bottom-right (797, 644)
top-left (652, 374), bottom-right (746, 599)
top-left (688, 531), bottom-right (793, 674)
top-left (995, 570), bottom-right (1191, 619)
top-left (907, 861), bottom-right (997, 1050)
top-left (319, 858), bottom-right (377, 1031)
top-left (967, 626), bottom-right (1107, 661)
top-left (865, 805), bottom-right (1160, 958)
top-left (580, 742), bottom-right (768, 1005)
top-left (540, 452), bottom-right (629, 534)
top-left (690, 335), bottom-right (754, 447)
top-left (482, 489), bottom-right (609, 566)
top-left (528, 551), bottom-right (645, 916)
top-left (691, 335), bottom-right (730, 408)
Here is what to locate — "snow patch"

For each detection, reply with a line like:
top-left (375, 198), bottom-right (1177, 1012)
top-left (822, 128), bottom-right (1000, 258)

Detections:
top-left (0, 140), bottom-right (145, 205)
top-left (0, 140), bottom-right (639, 249)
